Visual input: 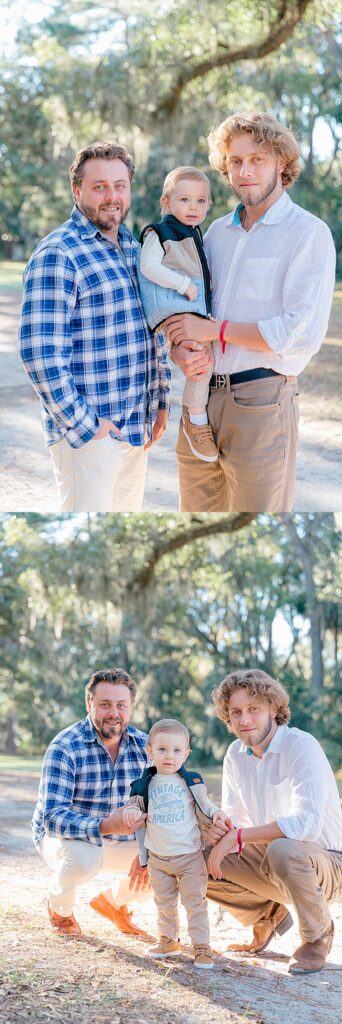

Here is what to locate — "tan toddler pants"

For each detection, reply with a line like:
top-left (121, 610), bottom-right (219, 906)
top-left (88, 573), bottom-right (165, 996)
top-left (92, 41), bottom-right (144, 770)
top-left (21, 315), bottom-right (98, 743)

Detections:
top-left (148, 847), bottom-right (210, 944)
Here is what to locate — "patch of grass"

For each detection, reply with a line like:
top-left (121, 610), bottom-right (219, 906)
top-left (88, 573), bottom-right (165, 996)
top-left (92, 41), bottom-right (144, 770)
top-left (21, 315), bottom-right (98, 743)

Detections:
top-left (0, 260), bottom-right (25, 291)
top-left (0, 755), bottom-right (42, 774)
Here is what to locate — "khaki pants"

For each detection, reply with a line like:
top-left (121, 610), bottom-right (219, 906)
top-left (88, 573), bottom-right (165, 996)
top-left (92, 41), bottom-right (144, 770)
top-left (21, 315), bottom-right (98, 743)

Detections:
top-left (49, 435), bottom-right (148, 512)
top-left (206, 839), bottom-right (342, 943)
top-left (40, 835), bottom-right (150, 917)
top-left (148, 848), bottom-right (210, 944)
top-left (183, 358), bottom-right (212, 412)
top-left (176, 375), bottom-right (299, 512)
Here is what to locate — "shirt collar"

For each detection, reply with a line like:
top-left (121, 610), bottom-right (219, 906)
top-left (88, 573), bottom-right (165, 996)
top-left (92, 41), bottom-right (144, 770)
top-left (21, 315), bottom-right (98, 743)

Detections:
top-left (228, 191), bottom-right (292, 230)
top-left (71, 205), bottom-right (133, 245)
top-left (84, 714), bottom-right (100, 742)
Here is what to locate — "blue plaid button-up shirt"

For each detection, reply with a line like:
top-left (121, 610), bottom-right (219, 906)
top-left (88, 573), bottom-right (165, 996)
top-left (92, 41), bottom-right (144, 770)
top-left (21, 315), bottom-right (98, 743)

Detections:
top-left (31, 716), bottom-right (148, 847)
top-left (19, 207), bottom-right (170, 448)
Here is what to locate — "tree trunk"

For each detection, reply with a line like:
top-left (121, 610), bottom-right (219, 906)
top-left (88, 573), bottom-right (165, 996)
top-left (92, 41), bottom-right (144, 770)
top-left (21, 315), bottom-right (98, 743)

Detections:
top-left (5, 714), bottom-right (17, 754)
top-left (281, 516), bottom-right (324, 692)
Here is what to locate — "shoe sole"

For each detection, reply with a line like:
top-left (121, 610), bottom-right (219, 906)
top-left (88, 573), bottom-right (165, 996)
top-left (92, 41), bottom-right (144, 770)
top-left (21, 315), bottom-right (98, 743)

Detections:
top-left (49, 923), bottom-right (82, 937)
top-left (182, 425), bottom-right (219, 463)
top-left (194, 962), bottom-right (214, 969)
top-left (147, 950), bottom-right (180, 958)
top-left (288, 965), bottom-right (323, 975)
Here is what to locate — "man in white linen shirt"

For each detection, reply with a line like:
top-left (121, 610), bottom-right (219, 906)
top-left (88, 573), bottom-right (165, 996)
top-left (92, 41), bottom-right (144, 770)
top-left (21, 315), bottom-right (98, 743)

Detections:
top-left (166, 112), bottom-right (336, 513)
top-left (206, 668), bottom-right (342, 975)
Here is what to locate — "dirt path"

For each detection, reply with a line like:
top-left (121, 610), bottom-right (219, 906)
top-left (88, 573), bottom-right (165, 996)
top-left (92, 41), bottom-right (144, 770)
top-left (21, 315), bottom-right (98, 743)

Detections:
top-left (0, 290), bottom-right (341, 512)
top-left (1, 772), bottom-right (341, 1024)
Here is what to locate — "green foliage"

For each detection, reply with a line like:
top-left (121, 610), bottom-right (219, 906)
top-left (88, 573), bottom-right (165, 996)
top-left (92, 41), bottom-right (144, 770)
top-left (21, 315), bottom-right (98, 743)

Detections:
top-left (0, 514), bottom-right (340, 765)
top-left (0, 1), bottom-right (340, 267)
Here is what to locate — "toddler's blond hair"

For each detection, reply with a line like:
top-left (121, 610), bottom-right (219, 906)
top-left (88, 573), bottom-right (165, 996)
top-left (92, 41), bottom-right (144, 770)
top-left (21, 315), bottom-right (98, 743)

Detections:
top-left (161, 166), bottom-right (211, 210)
top-left (148, 718), bottom-right (190, 746)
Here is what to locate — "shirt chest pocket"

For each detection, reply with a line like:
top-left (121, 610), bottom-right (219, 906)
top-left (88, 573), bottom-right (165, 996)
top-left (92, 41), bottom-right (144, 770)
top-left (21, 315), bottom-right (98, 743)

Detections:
top-left (236, 257), bottom-right (280, 301)
top-left (268, 779), bottom-right (292, 817)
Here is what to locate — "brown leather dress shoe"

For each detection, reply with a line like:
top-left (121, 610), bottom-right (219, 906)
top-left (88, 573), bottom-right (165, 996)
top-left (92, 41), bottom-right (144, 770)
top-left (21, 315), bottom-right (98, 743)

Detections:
top-left (288, 920), bottom-right (334, 974)
top-left (89, 893), bottom-right (147, 936)
top-left (228, 904), bottom-right (293, 954)
top-left (47, 901), bottom-right (81, 936)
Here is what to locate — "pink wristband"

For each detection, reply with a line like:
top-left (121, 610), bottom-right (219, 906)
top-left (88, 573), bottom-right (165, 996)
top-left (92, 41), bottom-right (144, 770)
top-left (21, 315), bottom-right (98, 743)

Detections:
top-left (237, 827), bottom-right (243, 857)
top-left (219, 320), bottom-right (229, 354)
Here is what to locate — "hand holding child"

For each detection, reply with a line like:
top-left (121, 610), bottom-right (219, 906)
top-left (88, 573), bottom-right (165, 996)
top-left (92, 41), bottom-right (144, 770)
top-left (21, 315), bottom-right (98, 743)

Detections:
top-left (207, 811), bottom-right (234, 846)
top-left (122, 804), bottom-right (145, 827)
top-left (213, 810), bottom-right (231, 828)
top-left (185, 282), bottom-right (198, 301)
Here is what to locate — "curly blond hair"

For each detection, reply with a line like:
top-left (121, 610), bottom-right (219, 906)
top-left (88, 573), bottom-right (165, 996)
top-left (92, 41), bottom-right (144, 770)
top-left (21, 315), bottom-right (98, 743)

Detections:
top-left (212, 669), bottom-right (291, 728)
top-left (208, 113), bottom-right (301, 189)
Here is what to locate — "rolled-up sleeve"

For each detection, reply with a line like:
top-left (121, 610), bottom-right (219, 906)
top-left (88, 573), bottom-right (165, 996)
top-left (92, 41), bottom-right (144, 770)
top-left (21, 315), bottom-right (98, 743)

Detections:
top-left (40, 745), bottom-right (102, 845)
top-left (155, 331), bottom-right (171, 411)
top-left (258, 221), bottom-right (336, 359)
top-left (19, 248), bottom-right (99, 447)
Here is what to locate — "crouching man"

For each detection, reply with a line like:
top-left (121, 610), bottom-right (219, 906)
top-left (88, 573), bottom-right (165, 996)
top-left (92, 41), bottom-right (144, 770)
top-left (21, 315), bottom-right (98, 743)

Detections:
top-left (206, 669), bottom-right (342, 974)
top-left (32, 668), bottom-right (149, 936)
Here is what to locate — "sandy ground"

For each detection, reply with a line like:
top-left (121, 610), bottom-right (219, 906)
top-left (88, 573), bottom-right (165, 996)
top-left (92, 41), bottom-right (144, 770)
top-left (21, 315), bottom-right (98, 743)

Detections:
top-left (0, 290), bottom-right (341, 512)
top-left (0, 771), bottom-right (342, 1024)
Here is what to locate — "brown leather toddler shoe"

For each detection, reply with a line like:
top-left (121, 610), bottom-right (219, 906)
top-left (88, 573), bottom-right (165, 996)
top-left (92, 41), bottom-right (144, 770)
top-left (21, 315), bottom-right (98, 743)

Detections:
top-left (193, 944), bottom-right (215, 969)
top-left (182, 409), bottom-right (219, 463)
top-left (147, 936), bottom-right (181, 958)
top-left (288, 920), bottom-right (334, 974)
top-left (47, 901), bottom-right (81, 936)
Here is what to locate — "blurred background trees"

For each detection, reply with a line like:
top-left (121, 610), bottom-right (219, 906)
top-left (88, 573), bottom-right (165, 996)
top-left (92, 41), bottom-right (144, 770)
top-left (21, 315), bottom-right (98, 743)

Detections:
top-left (1, 0), bottom-right (341, 270)
top-left (0, 512), bottom-right (341, 767)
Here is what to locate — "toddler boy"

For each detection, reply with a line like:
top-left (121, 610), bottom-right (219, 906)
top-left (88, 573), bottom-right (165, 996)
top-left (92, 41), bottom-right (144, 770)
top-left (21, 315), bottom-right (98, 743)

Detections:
top-left (123, 718), bottom-right (227, 969)
top-left (138, 168), bottom-right (217, 463)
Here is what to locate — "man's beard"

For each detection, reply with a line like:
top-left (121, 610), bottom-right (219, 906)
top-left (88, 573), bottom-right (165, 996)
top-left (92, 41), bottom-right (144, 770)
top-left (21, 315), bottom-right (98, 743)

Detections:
top-left (249, 712), bottom-right (274, 748)
top-left (78, 200), bottom-right (130, 232)
top-left (92, 715), bottom-right (123, 739)
top-left (234, 166), bottom-right (279, 207)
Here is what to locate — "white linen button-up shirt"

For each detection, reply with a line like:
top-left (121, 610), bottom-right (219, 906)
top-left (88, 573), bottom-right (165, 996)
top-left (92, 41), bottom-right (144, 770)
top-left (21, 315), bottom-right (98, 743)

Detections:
top-left (222, 724), bottom-right (342, 850)
top-left (204, 192), bottom-right (336, 377)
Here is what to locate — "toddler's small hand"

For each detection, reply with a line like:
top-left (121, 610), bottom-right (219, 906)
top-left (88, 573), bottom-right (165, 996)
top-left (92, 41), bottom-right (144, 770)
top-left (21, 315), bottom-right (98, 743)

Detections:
top-left (185, 282), bottom-right (198, 301)
top-left (213, 810), bottom-right (229, 829)
top-left (122, 805), bottom-right (144, 826)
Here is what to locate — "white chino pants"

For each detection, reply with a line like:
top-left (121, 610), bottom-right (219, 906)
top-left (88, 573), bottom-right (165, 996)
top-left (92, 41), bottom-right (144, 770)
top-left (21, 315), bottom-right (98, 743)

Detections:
top-left (40, 835), bottom-right (149, 917)
top-left (49, 435), bottom-right (148, 512)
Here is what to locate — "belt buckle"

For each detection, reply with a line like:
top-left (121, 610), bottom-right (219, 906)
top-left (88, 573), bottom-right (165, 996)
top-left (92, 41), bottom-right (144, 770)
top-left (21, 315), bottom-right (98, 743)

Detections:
top-left (216, 374), bottom-right (226, 389)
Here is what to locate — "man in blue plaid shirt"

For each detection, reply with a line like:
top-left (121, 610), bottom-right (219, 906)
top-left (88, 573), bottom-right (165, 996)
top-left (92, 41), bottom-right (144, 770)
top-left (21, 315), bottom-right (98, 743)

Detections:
top-left (19, 141), bottom-right (171, 512)
top-left (32, 668), bottom-right (151, 937)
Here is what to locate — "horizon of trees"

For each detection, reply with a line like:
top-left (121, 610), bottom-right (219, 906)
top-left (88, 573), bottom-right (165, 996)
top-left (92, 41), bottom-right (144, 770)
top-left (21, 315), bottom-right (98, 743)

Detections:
top-left (1, 0), bottom-right (341, 271)
top-left (0, 512), bottom-right (341, 769)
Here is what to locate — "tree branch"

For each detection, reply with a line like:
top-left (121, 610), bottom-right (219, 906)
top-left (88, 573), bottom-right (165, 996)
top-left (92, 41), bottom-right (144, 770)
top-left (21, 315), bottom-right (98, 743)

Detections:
top-left (127, 513), bottom-right (255, 591)
top-left (322, 133), bottom-right (340, 181)
top-left (154, 0), bottom-right (312, 119)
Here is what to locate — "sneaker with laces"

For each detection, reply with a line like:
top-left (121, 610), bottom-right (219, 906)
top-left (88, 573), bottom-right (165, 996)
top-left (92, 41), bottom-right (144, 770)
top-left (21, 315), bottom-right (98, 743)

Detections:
top-left (182, 409), bottom-right (219, 462)
top-left (147, 936), bottom-right (181, 958)
top-left (193, 944), bottom-right (215, 969)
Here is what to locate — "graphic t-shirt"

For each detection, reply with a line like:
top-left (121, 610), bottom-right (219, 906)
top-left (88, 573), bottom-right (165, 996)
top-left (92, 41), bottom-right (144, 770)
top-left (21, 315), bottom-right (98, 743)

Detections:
top-left (145, 772), bottom-right (202, 856)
